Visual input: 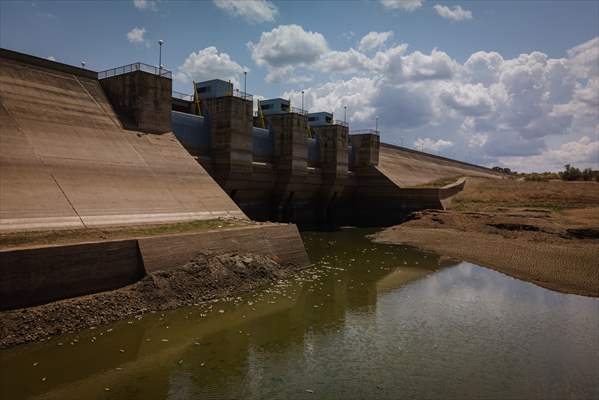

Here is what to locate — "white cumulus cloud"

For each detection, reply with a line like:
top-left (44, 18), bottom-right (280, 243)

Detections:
top-left (127, 27), bottom-right (147, 45)
top-left (414, 138), bottom-right (454, 152)
top-left (175, 47), bottom-right (247, 88)
top-left (498, 136), bottom-right (599, 171)
top-left (358, 31), bottom-right (394, 52)
top-left (249, 27), bottom-right (598, 171)
top-left (283, 77), bottom-right (379, 122)
top-left (434, 4), bottom-right (473, 21)
top-left (248, 24), bottom-right (328, 82)
top-left (133, 0), bottom-right (158, 11)
top-left (213, 0), bottom-right (278, 23)
top-left (380, 0), bottom-right (424, 12)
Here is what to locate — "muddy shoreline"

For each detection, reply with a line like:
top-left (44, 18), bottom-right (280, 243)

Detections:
top-left (371, 209), bottom-right (599, 297)
top-left (0, 252), bottom-right (303, 349)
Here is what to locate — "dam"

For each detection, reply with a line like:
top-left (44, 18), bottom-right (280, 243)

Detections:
top-left (1, 48), bottom-right (500, 232)
top-left (169, 80), bottom-right (500, 226)
top-left (0, 48), bottom-right (499, 311)
top-left (2, 48), bottom-right (597, 400)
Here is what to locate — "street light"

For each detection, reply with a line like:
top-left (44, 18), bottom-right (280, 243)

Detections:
top-left (301, 90), bottom-right (304, 112)
top-left (344, 106), bottom-right (347, 124)
top-left (375, 115), bottom-right (379, 134)
top-left (158, 39), bottom-right (164, 72)
top-left (243, 71), bottom-right (247, 100)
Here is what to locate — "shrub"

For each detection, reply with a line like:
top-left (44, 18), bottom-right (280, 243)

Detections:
top-left (560, 164), bottom-right (582, 181)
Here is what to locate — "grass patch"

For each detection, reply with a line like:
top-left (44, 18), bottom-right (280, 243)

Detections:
top-left (0, 218), bottom-right (251, 250)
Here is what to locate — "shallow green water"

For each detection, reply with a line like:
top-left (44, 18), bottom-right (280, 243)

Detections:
top-left (1, 228), bottom-right (598, 399)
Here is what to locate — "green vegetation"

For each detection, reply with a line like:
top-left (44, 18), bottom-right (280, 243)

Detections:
top-left (518, 165), bottom-right (598, 182)
top-left (492, 166), bottom-right (513, 174)
top-left (0, 218), bottom-right (251, 249)
top-left (559, 164), bottom-right (598, 182)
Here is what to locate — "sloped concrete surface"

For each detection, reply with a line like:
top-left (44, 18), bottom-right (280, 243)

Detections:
top-left (378, 143), bottom-right (501, 187)
top-left (0, 55), bottom-right (244, 231)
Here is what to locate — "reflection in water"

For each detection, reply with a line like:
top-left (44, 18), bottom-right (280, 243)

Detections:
top-left (1, 229), bottom-right (598, 400)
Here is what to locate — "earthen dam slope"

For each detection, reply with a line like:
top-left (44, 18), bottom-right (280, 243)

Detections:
top-left (0, 51), bottom-right (244, 231)
top-left (378, 143), bottom-right (502, 187)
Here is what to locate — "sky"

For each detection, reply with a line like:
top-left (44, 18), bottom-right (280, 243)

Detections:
top-left (1, 0), bottom-right (598, 172)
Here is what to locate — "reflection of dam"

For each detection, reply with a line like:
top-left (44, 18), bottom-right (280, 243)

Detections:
top-left (0, 231), bottom-right (459, 399)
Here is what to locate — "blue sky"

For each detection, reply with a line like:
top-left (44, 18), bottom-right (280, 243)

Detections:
top-left (1, 0), bottom-right (598, 171)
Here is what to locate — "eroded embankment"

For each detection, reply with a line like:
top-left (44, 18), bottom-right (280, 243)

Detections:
top-left (0, 252), bottom-right (302, 348)
top-left (371, 209), bottom-right (599, 297)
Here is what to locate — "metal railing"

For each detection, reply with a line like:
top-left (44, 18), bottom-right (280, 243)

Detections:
top-left (333, 119), bottom-right (349, 127)
top-left (232, 89), bottom-right (253, 102)
top-left (172, 91), bottom-right (194, 101)
top-left (350, 129), bottom-right (379, 135)
top-left (98, 63), bottom-right (172, 80)
top-left (290, 106), bottom-right (308, 115)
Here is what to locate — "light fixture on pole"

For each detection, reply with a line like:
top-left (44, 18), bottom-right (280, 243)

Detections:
top-left (158, 39), bottom-right (164, 72)
top-left (344, 106), bottom-right (347, 124)
top-left (301, 90), bottom-right (304, 112)
top-left (375, 115), bottom-right (379, 134)
top-left (243, 71), bottom-right (247, 100)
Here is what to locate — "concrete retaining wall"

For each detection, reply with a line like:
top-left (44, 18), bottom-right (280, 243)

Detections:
top-left (140, 224), bottom-right (309, 273)
top-left (0, 224), bottom-right (309, 311)
top-left (0, 240), bottom-right (144, 310)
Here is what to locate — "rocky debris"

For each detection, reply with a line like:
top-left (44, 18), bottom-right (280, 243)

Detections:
top-left (0, 252), bottom-right (299, 348)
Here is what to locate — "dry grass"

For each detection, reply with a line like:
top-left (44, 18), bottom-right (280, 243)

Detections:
top-left (0, 218), bottom-right (252, 250)
top-left (373, 177), bottom-right (599, 297)
top-left (450, 177), bottom-right (599, 212)
top-left (411, 175), bottom-right (464, 188)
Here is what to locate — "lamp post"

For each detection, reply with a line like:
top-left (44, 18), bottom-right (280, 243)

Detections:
top-left (301, 90), bottom-right (304, 112)
top-left (243, 71), bottom-right (247, 100)
top-left (158, 39), bottom-right (164, 73)
top-left (344, 106), bottom-right (347, 124)
top-left (375, 115), bottom-right (379, 134)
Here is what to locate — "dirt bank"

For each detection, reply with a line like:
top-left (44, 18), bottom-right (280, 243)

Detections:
top-left (0, 252), bottom-right (302, 348)
top-left (371, 178), bottom-right (599, 297)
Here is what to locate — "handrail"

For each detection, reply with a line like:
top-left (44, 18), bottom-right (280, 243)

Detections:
top-left (290, 106), bottom-right (308, 115)
top-left (333, 119), bottom-right (349, 127)
top-left (232, 88), bottom-right (253, 102)
top-left (98, 63), bottom-right (172, 80)
top-left (172, 91), bottom-right (194, 101)
top-left (350, 129), bottom-right (379, 135)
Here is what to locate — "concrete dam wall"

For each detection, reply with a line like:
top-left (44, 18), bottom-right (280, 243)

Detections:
top-left (0, 49), bottom-right (244, 231)
top-left (170, 89), bottom-right (502, 227)
top-left (378, 143), bottom-right (501, 187)
top-left (1, 48), bottom-right (502, 230)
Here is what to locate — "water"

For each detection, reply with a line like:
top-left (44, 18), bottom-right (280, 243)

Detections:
top-left (1, 229), bottom-right (598, 399)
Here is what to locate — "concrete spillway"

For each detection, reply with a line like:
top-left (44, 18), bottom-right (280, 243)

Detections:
top-left (0, 51), bottom-right (244, 231)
